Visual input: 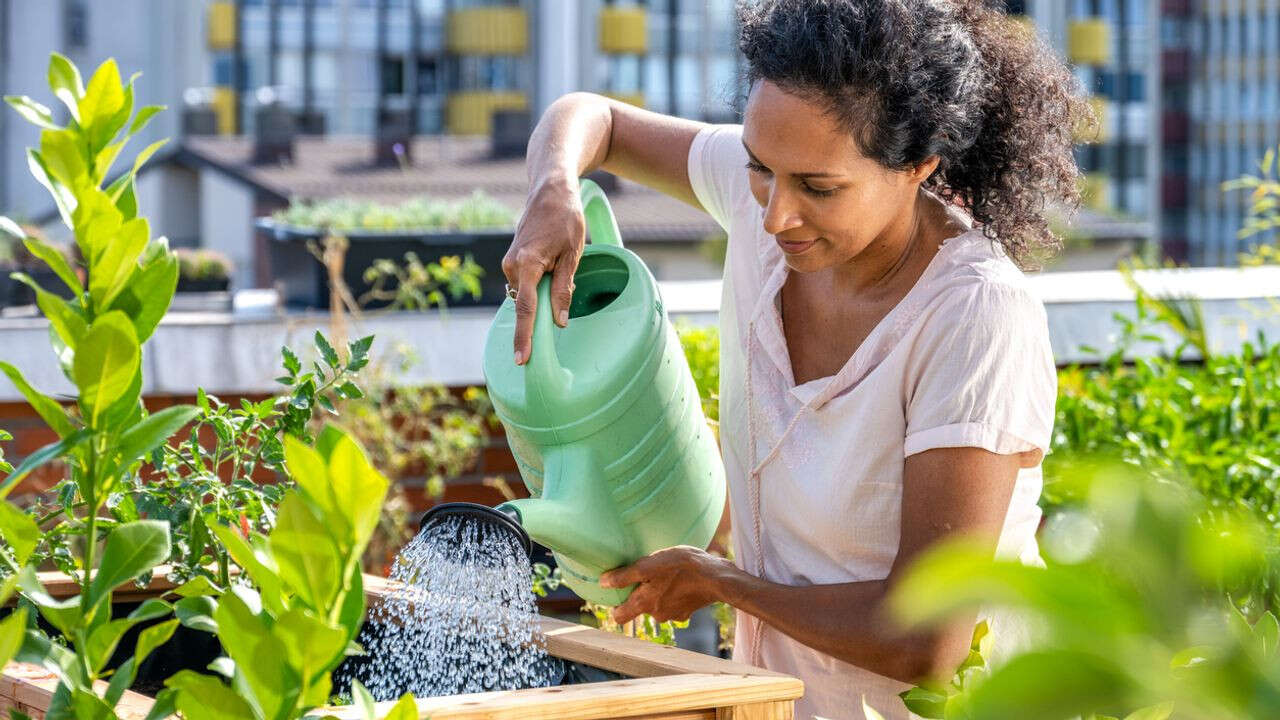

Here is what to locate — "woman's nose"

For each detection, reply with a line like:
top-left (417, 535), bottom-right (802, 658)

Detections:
top-left (761, 188), bottom-right (803, 236)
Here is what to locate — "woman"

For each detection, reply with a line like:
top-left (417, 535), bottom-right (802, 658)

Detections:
top-left (503, 1), bottom-right (1083, 717)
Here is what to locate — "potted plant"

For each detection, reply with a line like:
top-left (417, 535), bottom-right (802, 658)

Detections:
top-left (174, 247), bottom-right (231, 293)
top-left (258, 192), bottom-right (514, 311)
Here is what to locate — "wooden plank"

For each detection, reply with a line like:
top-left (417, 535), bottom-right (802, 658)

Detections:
top-left (321, 673), bottom-right (804, 720)
top-left (0, 662), bottom-right (156, 720)
top-left (716, 701), bottom-right (793, 720)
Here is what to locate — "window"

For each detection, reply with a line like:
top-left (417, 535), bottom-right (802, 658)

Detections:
top-left (64, 0), bottom-right (88, 49)
top-left (381, 56), bottom-right (405, 95)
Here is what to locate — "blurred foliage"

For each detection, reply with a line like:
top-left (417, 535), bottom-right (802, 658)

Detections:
top-left (1223, 144), bottom-right (1280, 243)
top-left (359, 252), bottom-right (484, 312)
top-left (676, 321), bottom-right (720, 426)
top-left (890, 461), bottom-right (1280, 720)
top-left (274, 190), bottom-right (514, 233)
top-left (173, 247), bottom-right (232, 282)
top-left (582, 600), bottom-right (688, 647)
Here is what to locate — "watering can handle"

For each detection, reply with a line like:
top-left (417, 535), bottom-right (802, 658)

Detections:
top-left (579, 178), bottom-right (623, 248)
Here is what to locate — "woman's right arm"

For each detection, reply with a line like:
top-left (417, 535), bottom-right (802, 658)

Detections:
top-left (503, 92), bottom-right (708, 365)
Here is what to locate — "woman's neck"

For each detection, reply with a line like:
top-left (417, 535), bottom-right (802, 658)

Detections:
top-left (828, 188), bottom-right (941, 300)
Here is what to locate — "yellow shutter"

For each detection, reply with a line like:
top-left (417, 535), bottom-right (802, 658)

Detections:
top-left (1067, 19), bottom-right (1112, 66)
top-left (599, 6), bottom-right (648, 54)
top-left (447, 8), bottom-right (529, 55)
top-left (212, 86), bottom-right (237, 135)
top-left (207, 2), bottom-right (237, 51)
top-left (446, 92), bottom-right (529, 135)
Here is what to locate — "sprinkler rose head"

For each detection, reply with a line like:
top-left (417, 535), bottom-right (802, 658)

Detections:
top-left (418, 502), bottom-right (532, 558)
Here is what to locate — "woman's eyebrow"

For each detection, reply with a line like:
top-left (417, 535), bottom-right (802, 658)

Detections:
top-left (741, 138), bottom-right (842, 179)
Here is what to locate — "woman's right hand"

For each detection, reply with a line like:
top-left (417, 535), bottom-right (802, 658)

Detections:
top-left (502, 175), bottom-right (586, 365)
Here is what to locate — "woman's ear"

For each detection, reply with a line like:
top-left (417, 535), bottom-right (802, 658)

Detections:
top-left (908, 155), bottom-right (942, 184)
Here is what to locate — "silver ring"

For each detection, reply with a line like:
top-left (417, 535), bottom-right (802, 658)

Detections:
top-left (505, 283), bottom-right (518, 300)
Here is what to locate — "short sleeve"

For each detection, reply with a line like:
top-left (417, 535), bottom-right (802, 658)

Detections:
top-left (687, 124), bottom-right (751, 232)
top-left (903, 283), bottom-right (1057, 458)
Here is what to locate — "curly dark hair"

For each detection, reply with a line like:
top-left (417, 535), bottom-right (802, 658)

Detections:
top-left (737, 0), bottom-right (1089, 270)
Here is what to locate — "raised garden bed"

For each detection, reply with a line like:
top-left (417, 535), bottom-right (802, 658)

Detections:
top-left (2, 570), bottom-right (803, 720)
top-left (257, 220), bottom-right (512, 310)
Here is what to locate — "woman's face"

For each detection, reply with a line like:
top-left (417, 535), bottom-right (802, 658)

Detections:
top-left (740, 80), bottom-right (929, 273)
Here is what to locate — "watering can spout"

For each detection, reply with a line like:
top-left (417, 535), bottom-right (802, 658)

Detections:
top-left (495, 444), bottom-right (632, 581)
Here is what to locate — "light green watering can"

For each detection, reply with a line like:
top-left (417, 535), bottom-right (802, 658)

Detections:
top-left (424, 179), bottom-right (725, 606)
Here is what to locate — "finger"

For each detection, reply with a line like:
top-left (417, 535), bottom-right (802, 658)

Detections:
top-left (600, 560), bottom-right (649, 589)
top-left (549, 252), bottom-right (578, 329)
top-left (512, 261), bottom-right (545, 365)
top-left (610, 589), bottom-right (651, 625)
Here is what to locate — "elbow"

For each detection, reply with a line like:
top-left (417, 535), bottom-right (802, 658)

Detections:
top-left (882, 632), bottom-right (972, 686)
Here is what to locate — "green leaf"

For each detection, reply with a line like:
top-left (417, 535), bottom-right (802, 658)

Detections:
top-left (39, 128), bottom-right (89, 188)
top-left (283, 435), bottom-right (334, 516)
top-left (89, 217), bottom-right (149, 309)
top-left (167, 670), bottom-right (257, 720)
top-left (0, 501), bottom-right (40, 565)
top-left (315, 331), bottom-right (340, 368)
top-left (173, 575), bottom-right (221, 598)
top-left (129, 104), bottom-right (166, 136)
top-left (73, 311), bottom-right (141, 427)
top-left (900, 686), bottom-right (948, 718)
top-left (88, 519), bottom-right (171, 607)
top-left (1256, 612), bottom-right (1279, 658)
top-left (27, 149), bottom-right (75, 228)
top-left (351, 679), bottom-right (377, 719)
top-left (135, 618), bottom-right (179, 667)
top-left (106, 246), bottom-right (177, 343)
top-left (0, 429), bottom-right (91, 499)
top-left (0, 362), bottom-right (76, 438)
top-left (967, 651), bottom-right (1131, 720)
top-left (281, 345), bottom-right (301, 376)
top-left (127, 598), bottom-right (173, 622)
top-left (17, 567), bottom-right (83, 638)
top-left (380, 693), bottom-right (419, 720)
top-left (70, 688), bottom-right (115, 720)
top-left (4, 95), bottom-right (59, 130)
top-left (22, 236), bottom-right (83, 295)
top-left (115, 405), bottom-right (199, 468)
top-left (274, 608), bottom-right (348, 690)
top-left (12, 272), bottom-right (87, 349)
top-left (208, 522), bottom-right (286, 615)
top-left (270, 491), bottom-right (341, 610)
top-left (174, 596), bottom-right (218, 634)
top-left (78, 59), bottom-right (125, 150)
top-left (1123, 701), bottom-right (1175, 720)
top-left (0, 216), bottom-right (24, 240)
top-left (86, 618), bottom-right (136, 673)
top-left (104, 656), bottom-right (138, 708)
top-left (47, 53), bottom-right (84, 122)
top-left (328, 432), bottom-right (390, 551)
top-left (142, 688), bottom-right (178, 720)
top-left (0, 608), bottom-right (29, 670)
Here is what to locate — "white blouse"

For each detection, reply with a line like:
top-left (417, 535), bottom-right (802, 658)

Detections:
top-left (687, 124), bottom-right (1056, 720)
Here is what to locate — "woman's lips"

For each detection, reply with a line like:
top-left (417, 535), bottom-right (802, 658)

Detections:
top-left (777, 237), bottom-right (817, 254)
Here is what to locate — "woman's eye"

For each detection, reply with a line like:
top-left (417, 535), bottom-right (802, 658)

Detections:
top-left (745, 160), bottom-right (769, 174)
top-left (802, 184), bottom-right (837, 198)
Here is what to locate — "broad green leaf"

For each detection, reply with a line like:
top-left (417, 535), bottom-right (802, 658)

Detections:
top-left (380, 693), bottom-right (419, 720)
top-left (900, 686), bottom-right (948, 718)
top-left (0, 501), bottom-right (40, 565)
top-left (104, 656), bottom-right (138, 707)
top-left (143, 688), bottom-right (178, 720)
top-left (0, 429), bottom-right (91, 499)
top-left (270, 492), bottom-right (341, 610)
top-left (967, 651), bottom-right (1131, 720)
top-left (106, 248), bottom-right (177, 343)
top-left (115, 175), bottom-right (138, 217)
top-left (17, 567), bottom-right (83, 638)
top-left (73, 311), bottom-right (140, 427)
top-left (47, 53), bottom-right (84, 122)
top-left (128, 138), bottom-right (168, 177)
top-left (283, 435), bottom-right (335, 516)
top-left (0, 362), bottom-right (76, 438)
top-left (209, 522), bottom-right (287, 615)
top-left (167, 670), bottom-right (257, 720)
top-left (69, 688), bottom-right (114, 720)
top-left (89, 216), bottom-right (149, 308)
top-left (173, 575), bottom-right (221, 598)
top-left (74, 187), bottom-right (125, 266)
top-left (27, 149), bottom-right (75, 228)
top-left (22, 236), bottom-right (83, 295)
top-left (351, 679), bottom-right (377, 719)
top-left (88, 519), bottom-right (170, 607)
top-left (127, 597), bottom-right (173, 622)
top-left (12, 272), bottom-right (87, 349)
top-left (97, 365), bottom-right (144, 437)
top-left (240, 634), bottom-right (301, 720)
top-left (275, 608), bottom-right (347, 688)
top-left (327, 432), bottom-right (390, 551)
top-left (1256, 612), bottom-right (1279, 658)
top-left (212, 588), bottom-right (265, 667)
top-left (129, 104), bottom-right (166, 135)
top-left (0, 608), bottom-right (29, 669)
top-left (39, 128), bottom-right (89, 188)
top-left (337, 565), bottom-right (366, 649)
top-left (0, 574), bottom-right (18, 606)
top-left (0, 216), bottom-right (23, 239)
top-left (86, 618), bottom-right (136, 673)
top-left (78, 59), bottom-right (125, 150)
top-left (175, 595), bottom-right (219, 634)
top-left (135, 618), bottom-right (179, 667)
top-left (1123, 701), bottom-right (1175, 720)
top-left (4, 95), bottom-right (59, 130)
top-left (115, 405), bottom-right (199, 468)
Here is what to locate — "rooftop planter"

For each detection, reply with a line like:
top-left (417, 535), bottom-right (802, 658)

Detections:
top-left (259, 193), bottom-right (516, 310)
top-left (2, 570), bottom-right (803, 720)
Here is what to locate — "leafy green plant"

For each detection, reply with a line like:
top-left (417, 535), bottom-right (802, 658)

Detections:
top-left (0, 53), bottom-right (199, 718)
top-left (1222, 143), bottom-right (1280, 244)
top-left (359, 252), bottom-right (484, 312)
top-left (273, 190), bottom-right (515, 233)
top-left (164, 425), bottom-right (414, 719)
top-left (891, 461), bottom-right (1280, 720)
top-left (174, 247), bottom-right (232, 282)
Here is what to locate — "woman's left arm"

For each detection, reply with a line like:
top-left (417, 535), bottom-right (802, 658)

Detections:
top-left (600, 445), bottom-right (1035, 685)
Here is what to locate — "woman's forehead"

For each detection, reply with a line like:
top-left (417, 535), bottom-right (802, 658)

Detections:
top-left (742, 83), bottom-right (864, 170)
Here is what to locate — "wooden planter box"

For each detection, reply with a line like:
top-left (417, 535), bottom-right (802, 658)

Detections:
top-left (3, 570), bottom-right (802, 719)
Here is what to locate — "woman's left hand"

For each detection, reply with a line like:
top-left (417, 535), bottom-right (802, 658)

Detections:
top-left (599, 545), bottom-right (738, 625)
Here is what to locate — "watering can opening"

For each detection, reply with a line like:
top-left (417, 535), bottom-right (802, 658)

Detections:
top-left (419, 502), bottom-right (532, 558)
top-left (567, 252), bottom-right (629, 320)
